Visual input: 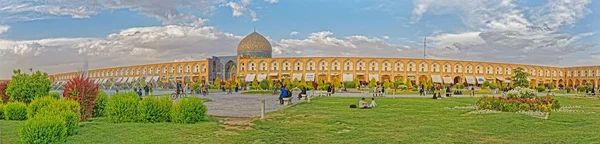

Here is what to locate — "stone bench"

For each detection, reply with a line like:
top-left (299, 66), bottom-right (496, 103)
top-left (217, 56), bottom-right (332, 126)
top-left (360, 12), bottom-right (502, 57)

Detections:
top-left (282, 97), bottom-right (292, 105)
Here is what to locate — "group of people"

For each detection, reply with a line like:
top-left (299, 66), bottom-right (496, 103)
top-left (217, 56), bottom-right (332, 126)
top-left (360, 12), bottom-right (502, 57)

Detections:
top-left (372, 85), bottom-right (385, 97)
top-left (278, 85), bottom-right (308, 105)
top-left (357, 98), bottom-right (377, 109)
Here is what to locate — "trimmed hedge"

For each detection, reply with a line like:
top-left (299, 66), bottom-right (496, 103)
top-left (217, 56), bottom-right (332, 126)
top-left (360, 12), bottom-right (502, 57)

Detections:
top-left (27, 96), bottom-right (57, 119)
top-left (93, 92), bottom-right (109, 117)
top-left (171, 97), bottom-right (207, 124)
top-left (5, 102), bottom-right (27, 120)
top-left (107, 92), bottom-right (139, 123)
top-left (20, 114), bottom-right (68, 144)
top-left (138, 96), bottom-right (172, 123)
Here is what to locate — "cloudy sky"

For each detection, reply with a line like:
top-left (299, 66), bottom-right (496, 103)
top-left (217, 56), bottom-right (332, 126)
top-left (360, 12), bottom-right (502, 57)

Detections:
top-left (0, 0), bottom-right (598, 79)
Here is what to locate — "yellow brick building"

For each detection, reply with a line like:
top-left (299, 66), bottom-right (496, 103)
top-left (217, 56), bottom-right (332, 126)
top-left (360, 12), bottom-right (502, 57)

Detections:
top-left (49, 31), bottom-right (600, 89)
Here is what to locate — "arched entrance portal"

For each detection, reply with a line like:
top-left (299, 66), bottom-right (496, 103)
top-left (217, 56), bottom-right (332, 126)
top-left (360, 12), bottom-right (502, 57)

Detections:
top-left (224, 60), bottom-right (237, 81)
top-left (453, 76), bottom-right (461, 85)
top-left (558, 79), bottom-right (564, 88)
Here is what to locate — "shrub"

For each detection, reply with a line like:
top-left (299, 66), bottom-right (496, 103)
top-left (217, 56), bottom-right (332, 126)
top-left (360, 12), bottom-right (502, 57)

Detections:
top-left (536, 86), bottom-right (545, 92)
top-left (506, 87), bottom-right (537, 98)
top-left (63, 75), bottom-right (99, 121)
top-left (93, 92), bottom-right (109, 117)
top-left (0, 82), bottom-right (8, 103)
top-left (27, 96), bottom-right (57, 119)
top-left (5, 102), bottom-right (27, 120)
top-left (0, 104), bottom-right (4, 119)
top-left (49, 92), bottom-right (61, 99)
top-left (20, 114), bottom-right (67, 144)
top-left (36, 100), bottom-right (81, 136)
top-left (171, 97), bottom-right (207, 124)
top-left (138, 96), bottom-right (172, 123)
top-left (107, 92), bottom-right (139, 123)
top-left (566, 88), bottom-right (571, 93)
top-left (343, 81), bottom-right (356, 88)
top-left (6, 69), bottom-right (52, 103)
top-left (260, 79), bottom-right (270, 90)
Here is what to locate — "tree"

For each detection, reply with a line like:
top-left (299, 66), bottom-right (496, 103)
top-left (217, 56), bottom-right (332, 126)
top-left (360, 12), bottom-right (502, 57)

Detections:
top-left (6, 69), bottom-right (51, 103)
top-left (292, 78), bottom-right (300, 88)
top-left (368, 78), bottom-right (377, 88)
top-left (214, 77), bottom-right (222, 88)
top-left (512, 67), bottom-right (529, 88)
top-left (299, 78), bottom-right (308, 89)
top-left (252, 77), bottom-right (259, 88)
top-left (331, 77), bottom-right (341, 88)
top-left (383, 80), bottom-right (392, 89)
top-left (405, 79), bottom-right (413, 90)
top-left (283, 77), bottom-right (292, 88)
top-left (259, 79), bottom-right (270, 90)
top-left (585, 82), bottom-right (593, 90)
top-left (353, 78), bottom-right (359, 88)
top-left (63, 74), bottom-right (99, 121)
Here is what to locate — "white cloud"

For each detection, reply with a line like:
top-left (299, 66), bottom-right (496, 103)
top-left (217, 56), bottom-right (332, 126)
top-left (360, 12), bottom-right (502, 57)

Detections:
top-left (0, 20), bottom-right (242, 79)
top-left (382, 36), bottom-right (390, 40)
top-left (226, 0), bottom-right (258, 22)
top-left (265, 0), bottom-right (279, 4)
top-left (411, 0), bottom-right (596, 66)
top-left (0, 25), bottom-right (9, 34)
top-left (273, 31), bottom-right (423, 57)
top-left (289, 31), bottom-right (299, 36)
top-left (0, 0), bottom-right (225, 24)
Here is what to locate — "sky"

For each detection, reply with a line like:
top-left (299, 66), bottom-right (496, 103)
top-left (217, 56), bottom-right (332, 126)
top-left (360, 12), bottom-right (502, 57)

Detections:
top-left (0, 0), bottom-right (598, 79)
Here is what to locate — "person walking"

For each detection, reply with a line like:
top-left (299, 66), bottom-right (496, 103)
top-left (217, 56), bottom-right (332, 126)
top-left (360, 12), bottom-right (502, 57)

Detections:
top-left (327, 84), bottom-right (332, 96)
top-left (144, 84), bottom-right (149, 96)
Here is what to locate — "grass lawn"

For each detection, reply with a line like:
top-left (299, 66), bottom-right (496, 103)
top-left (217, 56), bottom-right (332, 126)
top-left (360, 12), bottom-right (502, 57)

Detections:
top-left (2, 97), bottom-right (600, 143)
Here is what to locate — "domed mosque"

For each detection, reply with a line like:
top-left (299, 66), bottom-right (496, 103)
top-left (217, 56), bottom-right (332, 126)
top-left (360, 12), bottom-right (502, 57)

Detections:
top-left (237, 28), bottom-right (272, 58)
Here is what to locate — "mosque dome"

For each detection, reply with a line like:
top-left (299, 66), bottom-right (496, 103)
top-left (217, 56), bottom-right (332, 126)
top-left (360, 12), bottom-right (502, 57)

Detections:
top-left (237, 30), bottom-right (272, 58)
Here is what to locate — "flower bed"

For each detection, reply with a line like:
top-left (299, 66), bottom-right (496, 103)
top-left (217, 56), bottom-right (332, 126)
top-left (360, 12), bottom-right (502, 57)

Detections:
top-left (476, 95), bottom-right (561, 112)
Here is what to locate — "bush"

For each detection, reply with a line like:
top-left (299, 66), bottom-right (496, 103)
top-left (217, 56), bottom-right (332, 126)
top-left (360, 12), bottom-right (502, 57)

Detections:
top-left (62, 75), bottom-right (99, 121)
top-left (27, 96), bottom-right (57, 119)
top-left (171, 97), bottom-right (207, 124)
top-left (5, 102), bottom-right (27, 120)
top-left (107, 92), bottom-right (139, 123)
top-left (35, 99), bottom-right (80, 136)
top-left (138, 96), bottom-right (172, 123)
top-left (536, 86), bottom-right (545, 92)
top-left (49, 92), bottom-right (61, 99)
top-left (260, 79), bottom-right (270, 90)
top-left (343, 81), bottom-right (356, 88)
top-left (20, 114), bottom-right (67, 144)
top-left (6, 69), bottom-right (52, 103)
top-left (0, 82), bottom-right (8, 103)
top-left (0, 104), bottom-right (4, 119)
top-left (93, 92), bottom-right (109, 117)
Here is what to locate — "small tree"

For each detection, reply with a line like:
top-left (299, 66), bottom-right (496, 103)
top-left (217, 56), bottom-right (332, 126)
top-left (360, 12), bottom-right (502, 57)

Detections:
top-left (331, 77), bottom-right (341, 88)
top-left (383, 80), bottom-right (392, 89)
top-left (63, 75), bottom-right (99, 121)
top-left (292, 78), bottom-right (300, 88)
top-left (6, 69), bottom-right (51, 103)
top-left (366, 78), bottom-right (376, 88)
top-left (353, 78), bottom-right (359, 88)
top-left (259, 79), bottom-right (270, 90)
top-left (283, 77), bottom-right (292, 88)
top-left (252, 77), bottom-right (259, 87)
top-left (214, 77), bottom-right (222, 88)
top-left (512, 67), bottom-right (530, 88)
top-left (585, 82), bottom-right (593, 90)
top-left (406, 79), bottom-right (413, 90)
top-left (299, 78), bottom-right (308, 89)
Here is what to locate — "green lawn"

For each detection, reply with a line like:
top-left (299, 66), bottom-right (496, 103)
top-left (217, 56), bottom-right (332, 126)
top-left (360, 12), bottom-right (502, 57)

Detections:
top-left (2, 97), bottom-right (600, 143)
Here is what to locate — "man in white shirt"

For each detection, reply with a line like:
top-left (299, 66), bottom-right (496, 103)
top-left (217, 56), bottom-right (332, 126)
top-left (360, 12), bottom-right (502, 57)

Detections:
top-left (359, 98), bottom-right (369, 109)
